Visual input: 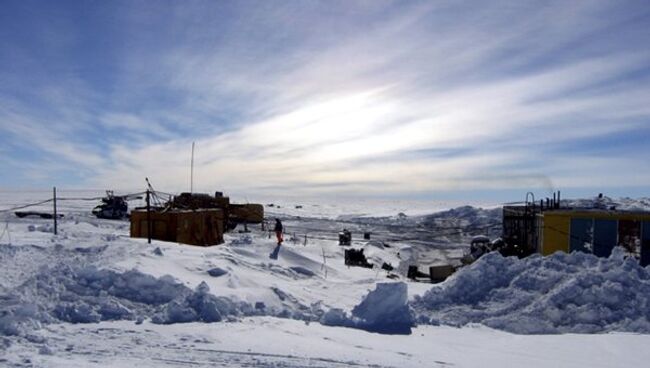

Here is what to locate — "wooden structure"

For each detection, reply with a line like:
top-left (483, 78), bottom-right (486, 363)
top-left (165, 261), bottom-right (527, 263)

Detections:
top-left (130, 209), bottom-right (225, 246)
top-left (129, 190), bottom-right (264, 247)
top-left (229, 204), bottom-right (264, 224)
top-left (171, 192), bottom-right (263, 230)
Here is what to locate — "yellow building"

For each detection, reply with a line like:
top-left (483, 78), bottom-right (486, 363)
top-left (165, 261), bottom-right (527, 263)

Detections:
top-left (536, 209), bottom-right (650, 266)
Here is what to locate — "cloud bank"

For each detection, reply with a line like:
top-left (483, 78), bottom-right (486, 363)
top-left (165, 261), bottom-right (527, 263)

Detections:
top-left (1, 0), bottom-right (649, 199)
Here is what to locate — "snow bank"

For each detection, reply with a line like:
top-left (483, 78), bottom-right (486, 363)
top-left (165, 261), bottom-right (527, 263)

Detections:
top-left (152, 281), bottom-right (246, 324)
top-left (0, 265), bottom-right (254, 336)
top-left (413, 248), bottom-right (650, 334)
top-left (321, 282), bottom-right (414, 334)
top-left (1, 262), bottom-right (338, 337)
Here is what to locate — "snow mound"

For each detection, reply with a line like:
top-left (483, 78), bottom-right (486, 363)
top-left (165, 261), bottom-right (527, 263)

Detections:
top-left (0, 262), bottom-right (336, 337)
top-left (152, 282), bottom-right (245, 324)
top-left (412, 248), bottom-right (650, 334)
top-left (0, 265), bottom-right (253, 336)
top-left (321, 282), bottom-right (413, 334)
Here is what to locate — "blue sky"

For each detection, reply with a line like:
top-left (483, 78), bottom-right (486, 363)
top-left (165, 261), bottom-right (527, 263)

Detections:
top-left (1, 0), bottom-right (649, 202)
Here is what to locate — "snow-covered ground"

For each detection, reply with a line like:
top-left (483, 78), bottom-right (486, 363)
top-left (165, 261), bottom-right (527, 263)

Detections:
top-left (1, 191), bottom-right (649, 367)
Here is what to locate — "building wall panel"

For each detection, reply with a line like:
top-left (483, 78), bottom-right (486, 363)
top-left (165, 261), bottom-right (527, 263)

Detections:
top-left (570, 218), bottom-right (593, 254)
top-left (541, 215), bottom-right (570, 255)
top-left (593, 219), bottom-right (617, 257)
top-left (642, 222), bottom-right (650, 267)
top-left (618, 219), bottom-right (642, 257)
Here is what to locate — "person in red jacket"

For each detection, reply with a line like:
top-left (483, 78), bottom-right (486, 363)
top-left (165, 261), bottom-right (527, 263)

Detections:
top-left (274, 218), bottom-right (283, 245)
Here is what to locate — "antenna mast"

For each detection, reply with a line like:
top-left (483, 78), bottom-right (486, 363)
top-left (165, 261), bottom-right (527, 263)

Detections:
top-left (190, 141), bottom-right (195, 193)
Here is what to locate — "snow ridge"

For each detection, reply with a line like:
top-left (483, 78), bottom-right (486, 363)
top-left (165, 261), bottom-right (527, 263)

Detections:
top-left (413, 248), bottom-right (650, 334)
top-left (0, 264), bottom-right (256, 336)
top-left (0, 261), bottom-right (409, 338)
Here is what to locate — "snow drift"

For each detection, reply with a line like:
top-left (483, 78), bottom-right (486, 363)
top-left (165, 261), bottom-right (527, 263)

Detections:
top-left (1, 263), bottom-right (416, 338)
top-left (412, 247), bottom-right (650, 334)
top-left (321, 282), bottom-right (414, 334)
top-left (0, 264), bottom-right (256, 336)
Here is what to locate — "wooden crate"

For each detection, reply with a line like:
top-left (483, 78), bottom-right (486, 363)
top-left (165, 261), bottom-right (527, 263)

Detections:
top-left (229, 204), bottom-right (264, 223)
top-left (429, 265), bottom-right (455, 283)
top-left (130, 209), bottom-right (224, 246)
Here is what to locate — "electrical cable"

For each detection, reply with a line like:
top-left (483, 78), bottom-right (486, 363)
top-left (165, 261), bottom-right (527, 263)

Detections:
top-left (0, 199), bottom-right (54, 213)
top-left (57, 196), bottom-right (105, 201)
top-left (52, 191), bottom-right (147, 202)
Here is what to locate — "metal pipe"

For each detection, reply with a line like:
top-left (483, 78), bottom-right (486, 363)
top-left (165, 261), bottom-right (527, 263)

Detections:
top-left (53, 187), bottom-right (57, 235)
top-left (190, 142), bottom-right (195, 193)
top-left (146, 190), bottom-right (151, 244)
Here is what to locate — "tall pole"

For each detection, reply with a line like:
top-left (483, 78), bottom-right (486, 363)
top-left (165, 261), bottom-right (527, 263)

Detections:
top-left (146, 189), bottom-right (151, 244)
top-left (53, 187), bottom-right (58, 235)
top-left (190, 141), bottom-right (195, 193)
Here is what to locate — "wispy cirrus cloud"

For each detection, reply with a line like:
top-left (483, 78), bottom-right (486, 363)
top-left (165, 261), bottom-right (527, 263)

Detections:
top-left (1, 0), bottom-right (649, 199)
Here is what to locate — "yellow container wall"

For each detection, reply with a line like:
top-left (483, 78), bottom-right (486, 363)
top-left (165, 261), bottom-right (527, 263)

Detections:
top-left (547, 211), bottom-right (650, 222)
top-left (542, 215), bottom-right (570, 255)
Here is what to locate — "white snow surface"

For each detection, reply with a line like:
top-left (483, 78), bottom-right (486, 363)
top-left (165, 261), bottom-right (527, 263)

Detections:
top-left (413, 248), bottom-right (650, 334)
top-left (1, 191), bottom-right (650, 367)
top-left (321, 282), bottom-right (414, 334)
